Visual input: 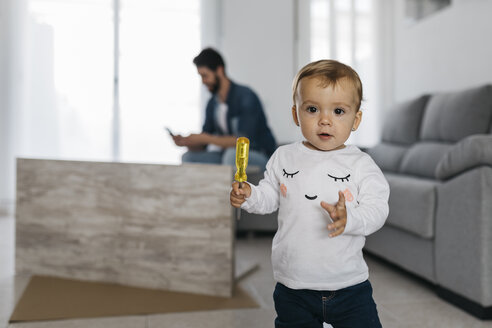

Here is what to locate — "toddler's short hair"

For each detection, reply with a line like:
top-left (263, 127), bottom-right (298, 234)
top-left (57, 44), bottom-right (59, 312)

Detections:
top-left (292, 60), bottom-right (363, 111)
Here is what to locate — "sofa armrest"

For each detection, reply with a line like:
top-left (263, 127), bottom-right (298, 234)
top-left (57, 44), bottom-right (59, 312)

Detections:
top-left (435, 166), bottom-right (492, 307)
top-left (435, 134), bottom-right (492, 180)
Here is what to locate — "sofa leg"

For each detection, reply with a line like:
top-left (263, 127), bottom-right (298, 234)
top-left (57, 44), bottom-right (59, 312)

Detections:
top-left (436, 285), bottom-right (492, 320)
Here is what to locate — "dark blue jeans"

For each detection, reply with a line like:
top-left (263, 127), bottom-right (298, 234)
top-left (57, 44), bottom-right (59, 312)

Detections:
top-left (273, 280), bottom-right (382, 328)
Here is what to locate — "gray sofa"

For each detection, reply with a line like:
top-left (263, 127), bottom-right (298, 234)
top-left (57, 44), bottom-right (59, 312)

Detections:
top-left (364, 84), bottom-right (492, 319)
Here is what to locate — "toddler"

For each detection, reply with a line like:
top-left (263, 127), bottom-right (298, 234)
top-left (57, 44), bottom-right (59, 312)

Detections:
top-left (230, 59), bottom-right (389, 328)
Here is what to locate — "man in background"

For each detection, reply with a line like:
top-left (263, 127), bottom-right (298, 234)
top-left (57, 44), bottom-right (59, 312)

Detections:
top-left (172, 48), bottom-right (276, 170)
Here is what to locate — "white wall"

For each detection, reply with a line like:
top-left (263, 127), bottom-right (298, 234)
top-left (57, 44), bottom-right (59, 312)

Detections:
top-left (0, 0), bottom-right (11, 214)
top-left (393, 0), bottom-right (492, 102)
top-left (0, 0), bottom-right (26, 214)
top-left (219, 0), bottom-right (302, 144)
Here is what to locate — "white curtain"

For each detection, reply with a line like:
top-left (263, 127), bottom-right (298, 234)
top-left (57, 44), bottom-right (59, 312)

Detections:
top-left (0, 0), bottom-right (203, 211)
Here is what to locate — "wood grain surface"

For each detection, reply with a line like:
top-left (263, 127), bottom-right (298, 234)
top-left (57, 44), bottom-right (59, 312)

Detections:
top-left (16, 159), bottom-right (235, 297)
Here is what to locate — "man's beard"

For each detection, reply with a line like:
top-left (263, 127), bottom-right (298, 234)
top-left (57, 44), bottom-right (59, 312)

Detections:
top-left (210, 74), bottom-right (220, 94)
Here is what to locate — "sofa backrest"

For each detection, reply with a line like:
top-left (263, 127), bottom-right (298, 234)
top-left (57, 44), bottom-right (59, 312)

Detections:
top-left (368, 84), bottom-right (492, 179)
top-left (420, 85), bottom-right (492, 141)
top-left (382, 95), bottom-right (430, 144)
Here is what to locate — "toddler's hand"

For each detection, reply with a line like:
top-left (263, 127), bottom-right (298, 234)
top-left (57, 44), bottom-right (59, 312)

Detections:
top-left (230, 182), bottom-right (251, 208)
top-left (321, 191), bottom-right (347, 238)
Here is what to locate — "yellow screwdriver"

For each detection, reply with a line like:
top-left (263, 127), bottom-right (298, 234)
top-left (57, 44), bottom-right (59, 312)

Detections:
top-left (235, 137), bottom-right (250, 220)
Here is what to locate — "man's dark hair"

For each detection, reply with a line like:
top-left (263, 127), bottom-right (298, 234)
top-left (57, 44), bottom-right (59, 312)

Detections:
top-left (193, 48), bottom-right (225, 71)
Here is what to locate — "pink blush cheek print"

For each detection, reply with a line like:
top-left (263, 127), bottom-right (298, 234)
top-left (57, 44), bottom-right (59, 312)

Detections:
top-left (280, 183), bottom-right (287, 198)
top-left (343, 188), bottom-right (354, 202)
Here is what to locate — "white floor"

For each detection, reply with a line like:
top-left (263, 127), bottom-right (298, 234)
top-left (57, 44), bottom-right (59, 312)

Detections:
top-left (1, 215), bottom-right (491, 328)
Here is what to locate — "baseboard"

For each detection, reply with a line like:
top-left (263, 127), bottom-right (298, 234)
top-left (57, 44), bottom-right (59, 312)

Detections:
top-left (436, 286), bottom-right (492, 320)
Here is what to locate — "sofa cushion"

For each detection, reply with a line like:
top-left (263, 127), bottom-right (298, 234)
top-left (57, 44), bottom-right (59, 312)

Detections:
top-left (366, 143), bottom-right (408, 173)
top-left (382, 95), bottom-right (430, 144)
top-left (399, 142), bottom-right (453, 178)
top-left (384, 173), bottom-right (438, 239)
top-left (420, 84), bottom-right (492, 142)
top-left (436, 134), bottom-right (492, 180)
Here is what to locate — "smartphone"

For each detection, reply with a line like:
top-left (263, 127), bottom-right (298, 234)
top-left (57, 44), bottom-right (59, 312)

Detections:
top-left (164, 127), bottom-right (175, 137)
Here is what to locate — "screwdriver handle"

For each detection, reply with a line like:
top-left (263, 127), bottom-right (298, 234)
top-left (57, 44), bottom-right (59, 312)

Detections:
top-left (235, 137), bottom-right (249, 221)
top-left (235, 137), bottom-right (250, 183)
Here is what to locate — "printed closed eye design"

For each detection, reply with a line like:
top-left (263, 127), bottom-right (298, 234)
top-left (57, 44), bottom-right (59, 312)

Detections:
top-left (328, 174), bottom-right (350, 182)
top-left (282, 169), bottom-right (299, 178)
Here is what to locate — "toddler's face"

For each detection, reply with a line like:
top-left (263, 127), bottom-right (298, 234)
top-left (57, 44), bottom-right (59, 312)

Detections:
top-left (293, 76), bottom-right (362, 152)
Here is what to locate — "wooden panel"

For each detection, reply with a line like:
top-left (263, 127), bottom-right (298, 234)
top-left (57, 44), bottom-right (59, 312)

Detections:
top-left (15, 159), bottom-right (234, 297)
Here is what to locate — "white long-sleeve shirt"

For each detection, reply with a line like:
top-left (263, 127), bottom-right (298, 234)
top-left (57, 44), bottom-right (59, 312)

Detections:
top-left (242, 142), bottom-right (390, 290)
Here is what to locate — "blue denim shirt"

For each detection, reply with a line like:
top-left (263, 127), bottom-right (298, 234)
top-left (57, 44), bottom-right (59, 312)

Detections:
top-left (202, 81), bottom-right (277, 157)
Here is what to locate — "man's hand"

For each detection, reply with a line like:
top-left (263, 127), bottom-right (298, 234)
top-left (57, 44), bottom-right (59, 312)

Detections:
top-left (172, 133), bottom-right (208, 149)
top-left (173, 133), bottom-right (238, 150)
top-left (230, 182), bottom-right (251, 208)
top-left (172, 134), bottom-right (186, 147)
top-left (184, 133), bottom-right (208, 146)
top-left (320, 191), bottom-right (347, 237)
